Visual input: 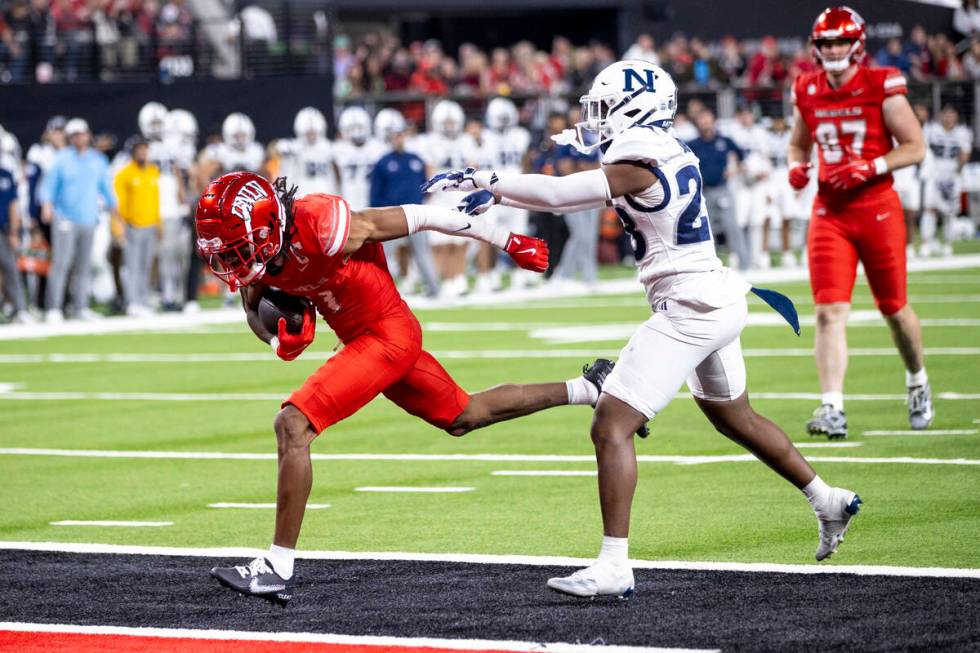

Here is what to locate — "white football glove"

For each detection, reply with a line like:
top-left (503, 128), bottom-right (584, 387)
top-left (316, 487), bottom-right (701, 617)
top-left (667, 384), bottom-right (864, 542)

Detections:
top-left (421, 167), bottom-right (496, 194)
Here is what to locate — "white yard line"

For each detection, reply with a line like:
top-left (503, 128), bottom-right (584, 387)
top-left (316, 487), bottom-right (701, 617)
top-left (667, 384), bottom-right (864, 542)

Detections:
top-left (0, 623), bottom-right (700, 653)
top-left (49, 520), bottom-right (172, 527)
top-left (354, 486), bottom-right (475, 493)
top-left (1, 448), bottom-right (977, 466)
top-left (0, 541), bottom-right (978, 578)
top-left (207, 502), bottom-right (329, 509)
top-left (794, 442), bottom-right (863, 448)
top-left (861, 429), bottom-right (978, 437)
top-left (2, 347), bottom-right (980, 366)
top-left (492, 470), bottom-right (597, 477)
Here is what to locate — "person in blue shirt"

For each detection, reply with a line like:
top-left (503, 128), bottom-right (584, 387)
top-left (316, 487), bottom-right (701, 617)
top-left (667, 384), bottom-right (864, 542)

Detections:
top-left (0, 166), bottom-right (28, 322)
top-left (685, 109), bottom-right (750, 270)
top-left (370, 113), bottom-right (440, 298)
top-left (38, 118), bottom-right (120, 322)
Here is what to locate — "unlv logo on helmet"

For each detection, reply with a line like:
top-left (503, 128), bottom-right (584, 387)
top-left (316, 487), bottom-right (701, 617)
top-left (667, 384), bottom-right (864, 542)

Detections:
top-left (231, 180), bottom-right (270, 223)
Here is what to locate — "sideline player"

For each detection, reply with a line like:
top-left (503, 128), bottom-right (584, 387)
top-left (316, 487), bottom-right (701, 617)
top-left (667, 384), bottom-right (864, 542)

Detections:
top-left (202, 172), bottom-right (612, 604)
top-left (788, 6), bottom-right (932, 438)
top-left (425, 60), bottom-right (861, 599)
top-left (921, 105), bottom-right (970, 257)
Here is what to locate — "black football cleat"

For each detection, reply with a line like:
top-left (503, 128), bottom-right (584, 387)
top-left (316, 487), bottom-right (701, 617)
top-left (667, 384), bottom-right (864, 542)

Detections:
top-left (211, 557), bottom-right (293, 606)
top-left (582, 358), bottom-right (649, 439)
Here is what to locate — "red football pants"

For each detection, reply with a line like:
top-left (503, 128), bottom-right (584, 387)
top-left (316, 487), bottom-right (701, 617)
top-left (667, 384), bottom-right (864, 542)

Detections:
top-left (807, 189), bottom-right (907, 315)
top-left (285, 306), bottom-right (470, 433)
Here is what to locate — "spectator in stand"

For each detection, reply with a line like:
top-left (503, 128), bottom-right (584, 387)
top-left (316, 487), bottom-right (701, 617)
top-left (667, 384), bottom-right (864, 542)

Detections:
top-left (690, 38), bottom-right (719, 86)
top-left (748, 36), bottom-right (787, 87)
top-left (931, 33), bottom-right (965, 79)
top-left (39, 118), bottom-right (119, 322)
top-left (157, 0), bottom-right (194, 59)
top-left (50, 0), bottom-right (93, 81)
top-left (954, 0), bottom-right (980, 41)
top-left (623, 33), bottom-right (659, 64)
top-left (1, 0), bottom-right (32, 83)
top-left (962, 37), bottom-right (980, 78)
top-left (383, 49), bottom-right (413, 92)
top-left (905, 25), bottom-right (931, 81)
top-left (717, 35), bottom-right (747, 85)
top-left (487, 47), bottom-right (515, 95)
top-left (876, 37), bottom-right (911, 74)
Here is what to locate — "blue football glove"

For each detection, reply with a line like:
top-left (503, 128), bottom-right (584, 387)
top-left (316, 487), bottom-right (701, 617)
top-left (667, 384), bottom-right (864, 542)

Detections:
top-left (457, 190), bottom-right (496, 216)
top-left (421, 166), bottom-right (486, 194)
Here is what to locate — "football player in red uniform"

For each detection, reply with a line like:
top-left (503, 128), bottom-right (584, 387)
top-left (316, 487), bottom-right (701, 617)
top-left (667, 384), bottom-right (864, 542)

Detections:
top-left (200, 172), bottom-right (612, 603)
top-left (788, 6), bottom-right (932, 439)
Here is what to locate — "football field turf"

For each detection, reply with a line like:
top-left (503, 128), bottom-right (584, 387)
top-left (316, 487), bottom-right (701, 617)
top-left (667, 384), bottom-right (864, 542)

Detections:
top-left (1, 264), bottom-right (979, 650)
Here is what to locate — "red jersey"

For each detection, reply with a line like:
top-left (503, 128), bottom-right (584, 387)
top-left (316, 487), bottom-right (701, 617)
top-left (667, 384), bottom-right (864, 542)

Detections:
top-left (793, 65), bottom-right (907, 204)
top-left (262, 194), bottom-right (403, 341)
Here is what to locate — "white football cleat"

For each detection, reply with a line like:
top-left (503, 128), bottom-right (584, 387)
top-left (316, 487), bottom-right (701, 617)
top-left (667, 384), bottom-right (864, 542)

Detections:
top-left (547, 560), bottom-right (635, 599)
top-left (815, 488), bottom-right (862, 561)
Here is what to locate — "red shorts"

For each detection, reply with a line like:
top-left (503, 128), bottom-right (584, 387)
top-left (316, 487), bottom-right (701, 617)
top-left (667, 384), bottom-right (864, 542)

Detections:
top-left (807, 188), bottom-right (907, 315)
top-left (284, 306), bottom-right (470, 433)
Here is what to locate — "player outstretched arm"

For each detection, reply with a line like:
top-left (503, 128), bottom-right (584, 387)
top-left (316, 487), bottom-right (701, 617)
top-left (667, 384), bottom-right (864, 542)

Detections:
top-left (343, 204), bottom-right (549, 272)
top-left (420, 164), bottom-right (656, 214)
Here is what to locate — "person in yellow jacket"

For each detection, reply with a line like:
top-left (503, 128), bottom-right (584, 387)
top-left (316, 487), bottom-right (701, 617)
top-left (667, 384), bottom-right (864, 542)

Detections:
top-left (114, 139), bottom-right (161, 316)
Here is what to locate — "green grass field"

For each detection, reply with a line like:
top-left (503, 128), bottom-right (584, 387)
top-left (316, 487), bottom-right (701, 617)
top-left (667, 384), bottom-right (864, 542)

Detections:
top-left (1, 267), bottom-right (978, 570)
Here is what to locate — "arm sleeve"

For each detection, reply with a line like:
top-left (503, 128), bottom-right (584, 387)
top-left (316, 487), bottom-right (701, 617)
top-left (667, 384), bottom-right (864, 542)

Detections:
top-left (499, 196), bottom-right (608, 213)
top-left (402, 203), bottom-right (510, 249)
top-left (113, 169), bottom-right (127, 218)
top-left (883, 69), bottom-right (908, 97)
top-left (477, 168), bottom-right (611, 209)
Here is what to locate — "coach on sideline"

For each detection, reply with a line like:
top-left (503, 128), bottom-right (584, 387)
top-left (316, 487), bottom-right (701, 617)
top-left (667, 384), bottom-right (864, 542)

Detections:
top-left (114, 138), bottom-right (160, 316)
top-left (39, 118), bottom-right (120, 322)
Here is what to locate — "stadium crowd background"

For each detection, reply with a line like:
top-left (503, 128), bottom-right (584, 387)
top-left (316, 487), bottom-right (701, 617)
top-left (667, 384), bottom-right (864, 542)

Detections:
top-left (1, 0), bottom-right (979, 323)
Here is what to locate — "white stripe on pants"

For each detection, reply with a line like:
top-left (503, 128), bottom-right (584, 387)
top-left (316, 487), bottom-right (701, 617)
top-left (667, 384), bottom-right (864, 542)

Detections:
top-left (124, 225), bottom-right (158, 309)
top-left (45, 219), bottom-right (96, 314)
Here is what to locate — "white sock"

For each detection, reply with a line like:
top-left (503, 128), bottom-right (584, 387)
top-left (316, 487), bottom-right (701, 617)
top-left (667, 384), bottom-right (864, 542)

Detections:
top-left (267, 544), bottom-right (295, 579)
top-left (906, 367), bottom-right (928, 388)
top-left (801, 475), bottom-right (832, 511)
top-left (822, 391), bottom-right (844, 412)
top-left (566, 376), bottom-right (599, 406)
top-left (597, 536), bottom-right (629, 566)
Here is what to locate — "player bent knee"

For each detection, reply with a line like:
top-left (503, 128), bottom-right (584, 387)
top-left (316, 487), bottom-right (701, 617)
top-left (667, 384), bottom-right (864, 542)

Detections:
top-left (590, 394), bottom-right (647, 445)
top-left (274, 404), bottom-right (318, 451)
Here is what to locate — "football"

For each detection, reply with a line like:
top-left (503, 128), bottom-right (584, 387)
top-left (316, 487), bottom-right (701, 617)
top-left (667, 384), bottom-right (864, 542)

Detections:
top-left (257, 289), bottom-right (310, 335)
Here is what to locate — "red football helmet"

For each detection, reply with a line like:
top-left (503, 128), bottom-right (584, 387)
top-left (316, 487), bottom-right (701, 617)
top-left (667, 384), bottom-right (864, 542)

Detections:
top-left (195, 171), bottom-right (286, 291)
top-left (810, 6), bottom-right (866, 73)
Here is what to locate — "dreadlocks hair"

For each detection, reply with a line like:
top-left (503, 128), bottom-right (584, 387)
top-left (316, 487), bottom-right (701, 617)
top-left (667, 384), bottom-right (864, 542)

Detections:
top-left (266, 176), bottom-right (299, 277)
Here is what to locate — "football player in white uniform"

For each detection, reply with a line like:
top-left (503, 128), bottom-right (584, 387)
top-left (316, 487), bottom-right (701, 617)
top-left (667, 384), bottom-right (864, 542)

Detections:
top-left (332, 106), bottom-right (385, 210)
top-left (722, 106), bottom-right (772, 269)
top-left (279, 107), bottom-right (340, 197)
top-left (418, 100), bottom-right (479, 296)
top-left (892, 103), bottom-right (932, 259)
top-left (921, 105), bottom-right (970, 257)
top-left (424, 60), bottom-right (860, 598)
top-left (763, 115), bottom-right (806, 268)
top-left (482, 97), bottom-right (535, 291)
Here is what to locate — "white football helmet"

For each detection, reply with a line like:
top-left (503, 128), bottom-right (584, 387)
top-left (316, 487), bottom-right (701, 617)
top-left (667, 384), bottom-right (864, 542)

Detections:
top-left (486, 97), bottom-right (518, 132)
top-left (565, 60), bottom-right (677, 153)
top-left (222, 112), bottom-right (255, 148)
top-left (293, 107), bottom-right (327, 144)
top-left (165, 109), bottom-right (198, 146)
top-left (430, 100), bottom-right (464, 138)
top-left (338, 106), bottom-right (372, 145)
top-left (374, 108), bottom-right (406, 143)
top-left (138, 101), bottom-right (168, 140)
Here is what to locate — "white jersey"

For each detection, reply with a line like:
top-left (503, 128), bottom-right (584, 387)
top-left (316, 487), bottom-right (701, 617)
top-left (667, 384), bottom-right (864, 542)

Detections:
top-left (331, 138), bottom-right (385, 210)
top-left (279, 138), bottom-right (339, 196)
top-left (923, 122), bottom-right (971, 180)
top-left (26, 142), bottom-right (59, 172)
top-left (482, 126), bottom-right (530, 173)
top-left (602, 126), bottom-right (750, 309)
top-left (722, 120), bottom-right (773, 183)
top-left (147, 138), bottom-right (184, 221)
top-left (418, 132), bottom-right (479, 208)
top-left (205, 142), bottom-right (264, 174)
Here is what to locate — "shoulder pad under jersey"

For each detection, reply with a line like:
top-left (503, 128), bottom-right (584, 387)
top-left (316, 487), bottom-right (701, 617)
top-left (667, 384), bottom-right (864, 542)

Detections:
top-left (602, 126), bottom-right (684, 168)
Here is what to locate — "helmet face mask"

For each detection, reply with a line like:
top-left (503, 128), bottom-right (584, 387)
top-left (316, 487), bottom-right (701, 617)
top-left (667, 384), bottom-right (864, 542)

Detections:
top-left (195, 173), bottom-right (285, 291)
top-left (810, 6), bottom-right (866, 73)
top-left (486, 98), bottom-right (518, 132)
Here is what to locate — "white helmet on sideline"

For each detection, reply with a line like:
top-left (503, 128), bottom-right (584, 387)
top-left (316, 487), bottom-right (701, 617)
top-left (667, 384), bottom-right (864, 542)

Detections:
top-left (222, 112), bottom-right (255, 148)
top-left (430, 100), bottom-right (464, 138)
top-left (166, 109), bottom-right (198, 146)
top-left (138, 102), bottom-right (168, 140)
top-left (338, 106), bottom-right (372, 144)
top-left (374, 108), bottom-right (406, 143)
top-left (486, 97), bottom-right (518, 132)
top-left (293, 107), bottom-right (327, 143)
